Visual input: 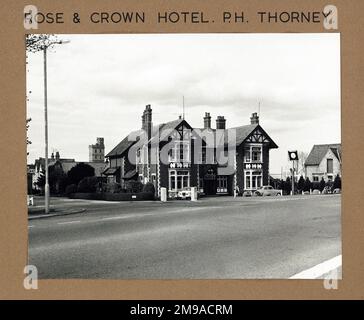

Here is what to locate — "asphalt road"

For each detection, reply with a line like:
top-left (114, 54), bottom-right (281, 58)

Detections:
top-left (28, 195), bottom-right (341, 279)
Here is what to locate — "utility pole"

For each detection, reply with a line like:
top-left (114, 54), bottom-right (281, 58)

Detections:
top-left (42, 40), bottom-right (70, 214)
top-left (43, 46), bottom-right (49, 213)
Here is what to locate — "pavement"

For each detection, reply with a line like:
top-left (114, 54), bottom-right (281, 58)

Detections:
top-left (28, 198), bottom-right (87, 219)
top-left (28, 195), bottom-right (341, 279)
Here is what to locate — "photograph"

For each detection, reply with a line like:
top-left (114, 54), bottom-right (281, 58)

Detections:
top-left (25, 33), bottom-right (341, 279)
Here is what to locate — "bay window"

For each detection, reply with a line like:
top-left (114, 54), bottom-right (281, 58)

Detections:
top-left (217, 176), bottom-right (228, 193)
top-left (169, 170), bottom-right (190, 191)
top-left (245, 170), bottom-right (263, 190)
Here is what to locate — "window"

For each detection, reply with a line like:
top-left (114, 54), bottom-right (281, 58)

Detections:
top-left (252, 147), bottom-right (262, 162)
top-left (327, 159), bottom-right (333, 173)
top-left (244, 145), bottom-right (262, 163)
top-left (313, 176), bottom-right (319, 182)
top-left (169, 170), bottom-right (190, 191)
top-left (169, 141), bottom-right (190, 162)
top-left (217, 176), bottom-right (228, 193)
top-left (245, 170), bottom-right (263, 190)
top-left (244, 147), bottom-right (251, 162)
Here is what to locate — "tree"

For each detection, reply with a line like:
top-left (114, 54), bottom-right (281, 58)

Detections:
top-left (333, 174), bottom-right (341, 189)
top-left (26, 118), bottom-right (32, 156)
top-left (26, 34), bottom-right (60, 52)
top-left (284, 177), bottom-right (292, 195)
top-left (67, 163), bottom-right (95, 186)
top-left (319, 177), bottom-right (326, 192)
top-left (297, 175), bottom-right (305, 192)
top-left (303, 177), bottom-right (312, 192)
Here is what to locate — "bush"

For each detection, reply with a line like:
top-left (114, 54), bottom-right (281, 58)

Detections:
top-left (297, 176), bottom-right (305, 192)
top-left (143, 182), bottom-right (155, 194)
top-left (125, 180), bottom-right (144, 193)
top-left (65, 184), bottom-right (77, 196)
top-left (303, 177), bottom-right (312, 192)
top-left (105, 182), bottom-right (121, 193)
top-left (69, 192), bottom-right (154, 201)
top-left (319, 178), bottom-right (326, 192)
top-left (77, 176), bottom-right (98, 193)
top-left (333, 174), bottom-right (341, 189)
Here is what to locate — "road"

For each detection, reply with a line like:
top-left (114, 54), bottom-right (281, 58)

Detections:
top-left (28, 195), bottom-right (341, 279)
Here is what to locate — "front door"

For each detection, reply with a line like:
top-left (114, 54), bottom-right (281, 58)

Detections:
top-left (204, 179), bottom-right (216, 195)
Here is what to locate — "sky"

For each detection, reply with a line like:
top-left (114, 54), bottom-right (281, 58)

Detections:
top-left (26, 33), bottom-right (341, 176)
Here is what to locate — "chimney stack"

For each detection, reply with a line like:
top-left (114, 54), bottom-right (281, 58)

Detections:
top-left (144, 104), bottom-right (152, 140)
top-left (250, 112), bottom-right (259, 125)
top-left (216, 116), bottom-right (226, 130)
top-left (203, 112), bottom-right (211, 129)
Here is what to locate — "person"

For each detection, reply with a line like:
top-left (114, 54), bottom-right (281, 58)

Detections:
top-left (235, 185), bottom-right (240, 197)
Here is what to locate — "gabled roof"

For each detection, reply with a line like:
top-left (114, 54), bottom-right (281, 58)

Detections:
top-left (107, 119), bottom-right (185, 157)
top-left (196, 124), bottom-right (278, 149)
top-left (305, 144), bottom-right (341, 166)
top-left (157, 119), bottom-right (185, 142)
top-left (107, 118), bottom-right (278, 157)
top-left (106, 129), bottom-right (143, 157)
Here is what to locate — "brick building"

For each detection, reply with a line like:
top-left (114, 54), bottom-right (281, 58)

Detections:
top-left (105, 105), bottom-right (278, 198)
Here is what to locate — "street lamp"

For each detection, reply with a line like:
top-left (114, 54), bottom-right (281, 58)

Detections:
top-left (43, 40), bottom-right (70, 214)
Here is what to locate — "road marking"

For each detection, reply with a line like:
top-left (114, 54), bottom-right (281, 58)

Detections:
top-left (289, 255), bottom-right (342, 279)
top-left (57, 220), bottom-right (81, 225)
top-left (101, 216), bottom-right (126, 221)
top-left (28, 225), bottom-right (34, 228)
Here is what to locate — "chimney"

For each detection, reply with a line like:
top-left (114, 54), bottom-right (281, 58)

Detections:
top-left (216, 116), bottom-right (226, 130)
top-left (144, 104), bottom-right (152, 140)
top-left (250, 112), bottom-right (259, 125)
top-left (141, 111), bottom-right (146, 130)
top-left (203, 112), bottom-right (211, 129)
top-left (55, 151), bottom-right (60, 160)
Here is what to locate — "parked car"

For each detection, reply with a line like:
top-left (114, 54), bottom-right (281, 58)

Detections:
top-left (177, 187), bottom-right (191, 200)
top-left (254, 185), bottom-right (281, 196)
top-left (322, 186), bottom-right (332, 194)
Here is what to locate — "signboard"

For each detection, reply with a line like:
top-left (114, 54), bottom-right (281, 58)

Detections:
top-left (244, 163), bottom-right (263, 170)
top-left (288, 151), bottom-right (298, 161)
top-left (169, 162), bottom-right (191, 169)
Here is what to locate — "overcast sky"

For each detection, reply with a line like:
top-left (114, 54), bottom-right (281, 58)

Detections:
top-left (26, 33), bottom-right (340, 175)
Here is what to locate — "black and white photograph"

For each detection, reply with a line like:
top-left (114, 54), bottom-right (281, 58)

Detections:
top-left (26, 33), bottom-right (341, 279)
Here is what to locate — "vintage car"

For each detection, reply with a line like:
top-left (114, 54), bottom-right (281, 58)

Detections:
top-left (254, 185), bottom-right (282, 196)
top-left (177, 187), bottom-right (192, 200)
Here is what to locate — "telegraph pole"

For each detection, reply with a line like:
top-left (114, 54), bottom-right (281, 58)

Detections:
top-left (42, 40), bottom-right (70, 214)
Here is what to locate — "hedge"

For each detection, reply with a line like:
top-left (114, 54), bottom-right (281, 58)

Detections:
top-left (69, 192), bottom-right (154, 201)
